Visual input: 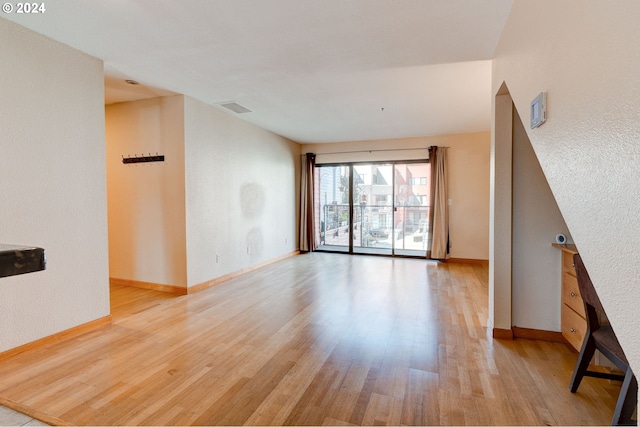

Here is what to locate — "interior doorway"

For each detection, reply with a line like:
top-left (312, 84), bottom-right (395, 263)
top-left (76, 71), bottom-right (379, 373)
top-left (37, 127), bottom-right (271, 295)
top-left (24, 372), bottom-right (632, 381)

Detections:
top-left (315, 161), bottom-right (430, 257)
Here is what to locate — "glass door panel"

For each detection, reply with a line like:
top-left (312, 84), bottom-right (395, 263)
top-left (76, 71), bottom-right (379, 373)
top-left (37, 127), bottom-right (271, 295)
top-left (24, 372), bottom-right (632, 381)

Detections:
top-left (393, 163), bottom-right (430, 256)
top-left (316, 165), bottom-right (350, 252)
top-left (353, 164), bottom-right (393, 255)
top-left (315, 161), bottom-right (430, 257)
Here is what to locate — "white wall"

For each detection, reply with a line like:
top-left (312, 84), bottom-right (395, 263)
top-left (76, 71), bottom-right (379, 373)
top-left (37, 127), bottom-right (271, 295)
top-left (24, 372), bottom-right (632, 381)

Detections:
top-left (512, 105), bottom-right (572, 331)
top-left (106, 95), bottom-right (299, 290)
top-left (303, 132), bottom-right (490, 260)
top-left (184, 97), bottom-right (300, 287)
top-left (0, 19), bottom-right (109, 350)
top-left (493, 0), bottom-right (640, 382)
top-left (489, 90), bottom-right (513, 331)
top-left (105, 96), bottom-right (187, 288)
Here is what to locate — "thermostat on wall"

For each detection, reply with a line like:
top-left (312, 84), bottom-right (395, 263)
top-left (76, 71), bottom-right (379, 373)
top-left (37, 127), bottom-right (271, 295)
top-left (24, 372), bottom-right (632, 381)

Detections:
top-left (530, 92), bottom-right (547, 129)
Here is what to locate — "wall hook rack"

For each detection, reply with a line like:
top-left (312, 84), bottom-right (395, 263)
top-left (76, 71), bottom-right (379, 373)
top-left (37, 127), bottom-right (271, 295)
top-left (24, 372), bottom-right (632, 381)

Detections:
top-left (122, 153), bottom-right (165, 164)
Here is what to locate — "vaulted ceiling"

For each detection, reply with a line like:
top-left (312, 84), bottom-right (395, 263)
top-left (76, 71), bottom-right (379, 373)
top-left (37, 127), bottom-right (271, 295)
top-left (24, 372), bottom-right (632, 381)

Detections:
top-left (3, 0), bottom-right (513, 143)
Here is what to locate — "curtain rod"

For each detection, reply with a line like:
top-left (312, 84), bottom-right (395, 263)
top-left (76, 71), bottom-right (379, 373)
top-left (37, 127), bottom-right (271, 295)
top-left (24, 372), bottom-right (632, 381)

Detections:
top-left (300, 147), bottom-right (432, 157)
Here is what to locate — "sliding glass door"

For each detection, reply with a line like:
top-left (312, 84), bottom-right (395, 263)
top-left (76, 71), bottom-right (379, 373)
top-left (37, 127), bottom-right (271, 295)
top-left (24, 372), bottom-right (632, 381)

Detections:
top-left (393, 162), bottom-right (430, 256)
top-left (352, 164), bottom-right (393, 255)
top-left (316, 161), bottom-right (429, 257)
top-left (316, 166), bottom-right (350, 252)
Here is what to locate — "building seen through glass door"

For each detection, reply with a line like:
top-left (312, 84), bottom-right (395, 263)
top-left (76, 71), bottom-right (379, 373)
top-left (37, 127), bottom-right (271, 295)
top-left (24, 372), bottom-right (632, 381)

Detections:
top-left (315, 161), bottom-right (430, 257)
top-left (316, 165), bottom-right (350, 253)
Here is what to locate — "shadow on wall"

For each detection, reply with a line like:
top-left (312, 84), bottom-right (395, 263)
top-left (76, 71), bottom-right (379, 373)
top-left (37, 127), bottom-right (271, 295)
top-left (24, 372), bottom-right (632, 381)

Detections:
top-left (240, 183), bottom-right (265, 219)
top-left (247, 227), bottom-right (264, 257)
top-left (241, 182), bottom-right (265, 258)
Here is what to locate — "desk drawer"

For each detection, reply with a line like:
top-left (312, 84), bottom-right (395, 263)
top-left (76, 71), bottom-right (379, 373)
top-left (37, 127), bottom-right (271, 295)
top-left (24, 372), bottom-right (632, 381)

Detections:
top-left (562, 303), bottom-right (586, 351)
top-left (562, 272), bottom-right (585, 318)
top-left (562, 252), bottom-right (577, 276)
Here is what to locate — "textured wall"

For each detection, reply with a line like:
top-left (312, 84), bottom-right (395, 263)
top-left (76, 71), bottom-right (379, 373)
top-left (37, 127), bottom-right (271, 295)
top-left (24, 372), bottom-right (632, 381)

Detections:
top-left (0, 19), bottom-right (109, 350)
top-left (105, 96), bottom-right (187, 287)
top-left (493, 0), bottom-right (640, 383)
top-left (184, 97), bottom-right (300, 287)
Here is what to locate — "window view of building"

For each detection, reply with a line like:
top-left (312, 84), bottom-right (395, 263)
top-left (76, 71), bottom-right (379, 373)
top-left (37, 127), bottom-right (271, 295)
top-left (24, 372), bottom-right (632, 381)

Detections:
top-left (315, 162), bottom-right (430, 256)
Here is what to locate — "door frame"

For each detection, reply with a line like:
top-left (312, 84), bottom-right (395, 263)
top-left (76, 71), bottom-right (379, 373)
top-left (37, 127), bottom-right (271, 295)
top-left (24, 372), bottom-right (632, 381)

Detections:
top-left (315, 159), bottom-right (429, 258)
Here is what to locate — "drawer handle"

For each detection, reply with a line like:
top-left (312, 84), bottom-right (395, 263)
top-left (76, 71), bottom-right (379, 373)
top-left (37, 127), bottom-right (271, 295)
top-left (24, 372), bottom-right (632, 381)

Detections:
top-left (572, 263), bottom-right (575, 268)
top-left (570, 291), bottom-right (577, 297)
top-left (570, 328), bottom-right (576, 333)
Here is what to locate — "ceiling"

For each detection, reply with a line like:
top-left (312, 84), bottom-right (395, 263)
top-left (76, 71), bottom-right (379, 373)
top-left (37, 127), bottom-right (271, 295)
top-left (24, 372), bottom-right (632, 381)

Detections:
top-left (3, 0), bottom-right (513, 144)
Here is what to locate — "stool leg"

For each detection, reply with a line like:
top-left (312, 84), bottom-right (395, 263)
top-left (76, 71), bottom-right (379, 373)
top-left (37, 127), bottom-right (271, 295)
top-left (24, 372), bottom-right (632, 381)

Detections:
top-left (570, 334), bottom-right (596, 393)
top-left (611, 367), bottom-right (637, 426)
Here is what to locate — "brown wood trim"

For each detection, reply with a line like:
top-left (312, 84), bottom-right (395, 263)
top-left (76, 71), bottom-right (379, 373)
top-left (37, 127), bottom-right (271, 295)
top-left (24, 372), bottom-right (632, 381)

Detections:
top-left (492, 328), bottom-right (514, 340)
top-left (110, 277), bottom-right (188, 295)
top-left (0, 315), bottom-right (112, 363)
top-left (494, 326), bottom-right (568, 344)
top-left (0, 395), bottom-right (72, 426)
top-left (512, 326), bottom-right (568, 344)
top-left (189, 250), bottom-right (301, 294)
top-left (445, 258), bottom-right (489, 266)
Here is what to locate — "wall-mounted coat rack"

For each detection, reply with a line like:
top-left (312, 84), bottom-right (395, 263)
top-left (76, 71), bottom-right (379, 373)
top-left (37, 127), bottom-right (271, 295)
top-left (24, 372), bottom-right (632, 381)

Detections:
top-left (122, 153), bottom-right (165, 164)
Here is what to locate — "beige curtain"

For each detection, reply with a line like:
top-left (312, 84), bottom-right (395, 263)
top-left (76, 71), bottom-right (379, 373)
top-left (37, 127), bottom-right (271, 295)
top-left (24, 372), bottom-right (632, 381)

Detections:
top-left (427, 146), bottom-right (449, 259)
top-left (299, 153), bottom-right (317, 252)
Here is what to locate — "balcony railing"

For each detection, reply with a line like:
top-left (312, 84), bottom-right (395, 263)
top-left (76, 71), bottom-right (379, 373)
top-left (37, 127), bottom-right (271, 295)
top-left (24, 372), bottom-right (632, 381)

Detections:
top-left (319, 204), bottom-right (429, 253)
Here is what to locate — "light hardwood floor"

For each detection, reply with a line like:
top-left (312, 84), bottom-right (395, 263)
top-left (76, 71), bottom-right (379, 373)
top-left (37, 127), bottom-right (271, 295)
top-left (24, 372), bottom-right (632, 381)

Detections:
top-left (0, 253), bottom-right (622, 425)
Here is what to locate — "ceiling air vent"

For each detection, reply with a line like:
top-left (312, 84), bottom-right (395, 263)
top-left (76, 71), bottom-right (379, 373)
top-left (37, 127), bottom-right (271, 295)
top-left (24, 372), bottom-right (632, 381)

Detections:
top-left (218, 102), bottom-right (252, 114)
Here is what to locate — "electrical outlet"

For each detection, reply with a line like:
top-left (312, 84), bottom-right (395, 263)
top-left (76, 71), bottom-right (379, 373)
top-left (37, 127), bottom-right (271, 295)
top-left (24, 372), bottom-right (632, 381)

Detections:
top-left (247, 246), bottom-right (251, 255)
top-left (285, 238), bottom-right (288, 245)
top-left (216, 254), bottom-right (221, 263)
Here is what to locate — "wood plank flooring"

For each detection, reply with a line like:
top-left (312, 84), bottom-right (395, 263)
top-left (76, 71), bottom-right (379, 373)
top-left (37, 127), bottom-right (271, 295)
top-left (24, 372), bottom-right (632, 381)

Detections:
top-left (0, 253), bottom-right (622, 425)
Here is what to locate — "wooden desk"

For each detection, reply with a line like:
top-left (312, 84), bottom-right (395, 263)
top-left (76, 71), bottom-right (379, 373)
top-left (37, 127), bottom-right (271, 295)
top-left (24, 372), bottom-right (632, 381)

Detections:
top-left (552, 243), bottom-right (586, 351)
